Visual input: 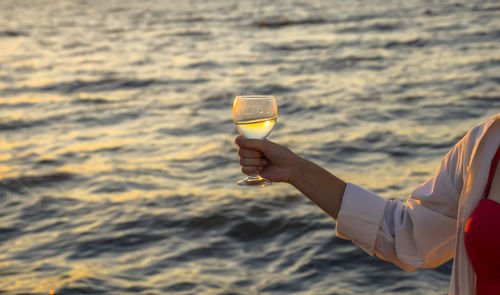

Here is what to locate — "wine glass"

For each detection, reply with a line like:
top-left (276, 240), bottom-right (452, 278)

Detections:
top-left (233, 95), bottom-right (278, 186)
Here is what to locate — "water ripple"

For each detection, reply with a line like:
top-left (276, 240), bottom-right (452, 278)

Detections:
top-left (1, 77), bottom-right (210, 95)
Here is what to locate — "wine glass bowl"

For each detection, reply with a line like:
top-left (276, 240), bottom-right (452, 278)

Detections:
top-left (233, 95), bottom-right (277, 186)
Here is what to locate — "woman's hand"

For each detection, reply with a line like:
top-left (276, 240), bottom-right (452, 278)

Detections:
top-left (235, 136), bottom-right (298, 183)
top-left (235, 135), bottom-right (346, 220)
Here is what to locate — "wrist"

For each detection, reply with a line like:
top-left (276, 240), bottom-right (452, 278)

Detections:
top-left (288, 155), bottom-right (306, 186)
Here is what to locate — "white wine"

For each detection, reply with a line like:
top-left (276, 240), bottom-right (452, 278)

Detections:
top-left (236, 118), bottom-right (276, 139)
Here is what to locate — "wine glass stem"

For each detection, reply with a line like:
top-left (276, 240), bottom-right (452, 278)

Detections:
top-left (248, 174), bottom-right (260, 180)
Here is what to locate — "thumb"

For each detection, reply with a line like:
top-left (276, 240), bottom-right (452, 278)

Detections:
top-left (235, 136), bottom-right (269, 153)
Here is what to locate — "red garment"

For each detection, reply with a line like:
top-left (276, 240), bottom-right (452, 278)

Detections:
top-left (464, 145), bottom-right (500, 294)
top-left (483, 144), bottom-right (500, 197)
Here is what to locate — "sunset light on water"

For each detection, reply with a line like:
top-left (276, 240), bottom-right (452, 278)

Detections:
top-left (0, 0), bottom-right (499, 294)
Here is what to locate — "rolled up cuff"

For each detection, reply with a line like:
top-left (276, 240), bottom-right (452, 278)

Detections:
top-left (335, 182), bottom-right (387, 255)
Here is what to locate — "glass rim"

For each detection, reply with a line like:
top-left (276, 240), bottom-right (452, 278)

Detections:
top-left (235, 95), bottom-right (275, 99)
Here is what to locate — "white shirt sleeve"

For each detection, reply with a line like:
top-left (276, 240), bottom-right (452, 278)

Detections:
top-left (335, 123), bottom-right (482, 271)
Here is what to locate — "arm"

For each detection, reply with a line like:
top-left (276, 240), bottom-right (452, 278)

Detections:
top-left (369, 119), bottom-right (498, 270)
top-left (289, 156), bottom-right (347, 220)
top-left (235, 119), bottom-right (479, 270)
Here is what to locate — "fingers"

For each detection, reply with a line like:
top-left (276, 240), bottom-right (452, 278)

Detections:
top-left (239, 150), bottom-right (267, 176)
top-left (235, 136), bottom-right (268, 154)
top-left (239, 157), bottom-right (267, 167)
top-left (238, 148), bottom-right (262, 159)
top-left (236, 136), bottom-right (268, 175)
top-left (234, 136), bottom-right (274, 176)
top-left (241, 166), bottom-right (262, 176)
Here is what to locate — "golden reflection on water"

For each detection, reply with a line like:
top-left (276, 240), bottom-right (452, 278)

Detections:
top-left (20, 77), bottom-right (54, 89)
top-left (1, 260), bottom-right (110, 293)
top-left (54, 140), bottom-right (125, 154)
top-left (58, 159), bottom-right (113, 175)
top-left (0, 165), bottom-right (13, 178)
top-left (0, 94), bottom-right (64, 105)
top-left (0, 37), bottom-right (22, 57)
top-left (76, 91), bottom-right (130, 103)
top-left (0, 153), bottom-right (11, 161)
top-left (85, 189), bottom-right (159, 202)
top-left (163, 143), bottom-right (218, 161)
top-left (2, 111), bottom-right (25, 121)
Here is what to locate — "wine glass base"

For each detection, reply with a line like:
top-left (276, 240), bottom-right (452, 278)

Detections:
top-left (236, 177), bottom-right (272, 187)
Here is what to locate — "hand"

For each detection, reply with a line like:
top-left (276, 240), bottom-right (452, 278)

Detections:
top-left (235, 136), bottom-right (298, 183)
top-left (235, 135), bottom-right (347, 220)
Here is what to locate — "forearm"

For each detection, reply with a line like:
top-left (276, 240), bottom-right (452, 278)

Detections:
top-left (289, 156), bottom-right (347, 220)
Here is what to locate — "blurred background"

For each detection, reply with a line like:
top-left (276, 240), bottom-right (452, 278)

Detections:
top-left (0, 0), bottom-right (499, 294)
